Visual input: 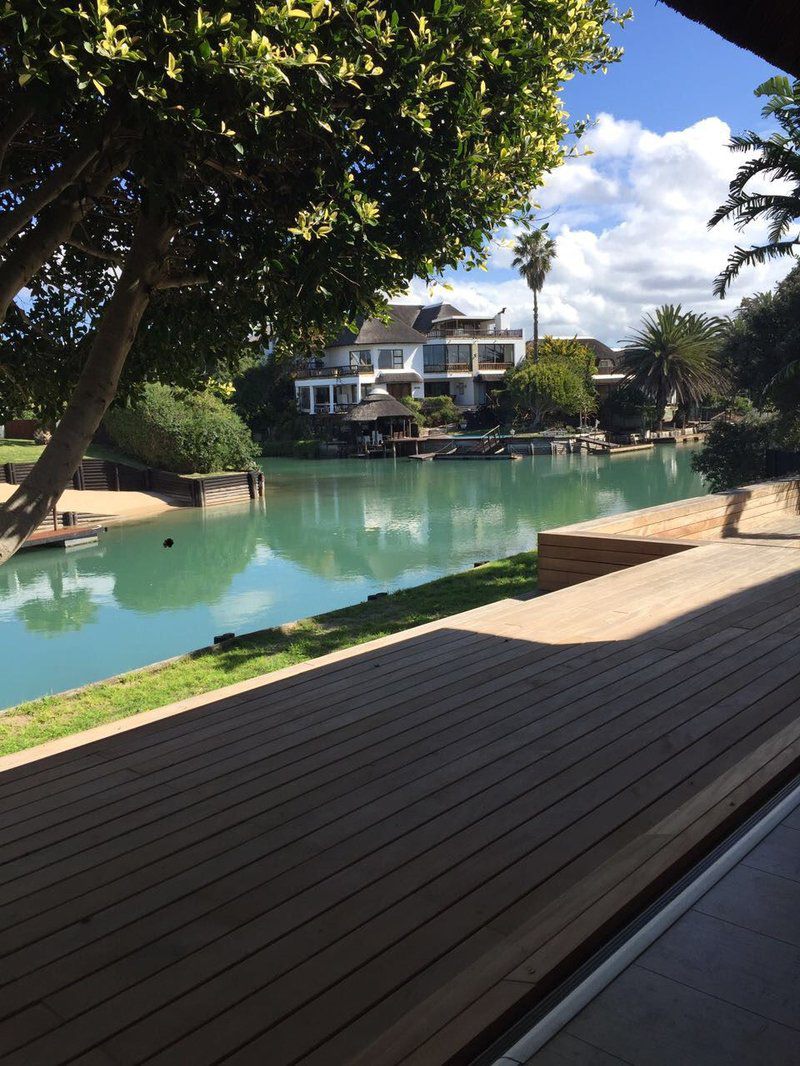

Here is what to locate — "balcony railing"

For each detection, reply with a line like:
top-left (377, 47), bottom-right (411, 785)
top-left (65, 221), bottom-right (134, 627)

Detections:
top-left (298, 364), bottom-right (373, 379)
top-left (427, 327), bottom-right (523, 339)
top-left (478, 361), bottom-right (514, 371)
top-left (423, 363), bottom-right (470, 374)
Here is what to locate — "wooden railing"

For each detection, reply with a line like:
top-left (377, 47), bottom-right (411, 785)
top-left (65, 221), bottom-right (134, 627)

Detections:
top-left (299, 364), bottom-right (373, 379)
top-left (477, 361), bottom-right (514, 371)
top-left (428, 327), bottom-right (522, 338)
top-left (422, 362), bottom-right (470, 373)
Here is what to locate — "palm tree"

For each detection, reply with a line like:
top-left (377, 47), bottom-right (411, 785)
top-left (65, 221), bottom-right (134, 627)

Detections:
top-left (710, 75), bottom-right (800, 297)
top-left (620, 305), bottom-right (726, 429)
top-left (512, 225), bottom-right (557, 360)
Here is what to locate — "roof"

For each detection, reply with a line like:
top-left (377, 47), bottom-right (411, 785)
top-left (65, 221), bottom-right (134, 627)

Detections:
top-left (342, 388), bottom-right (415, 422)
top-left (663, 1), bottom-right (799, 76)
top-left (551, 337), bottom-right (624, 367)
top-left (329, 302), bottom-right (467, 348)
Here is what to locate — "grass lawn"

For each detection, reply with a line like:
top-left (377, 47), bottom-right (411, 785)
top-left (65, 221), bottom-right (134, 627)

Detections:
top-left (0, 551), bottom-right (538, 756)
top-left (0, 438), bottom-right (144, 467)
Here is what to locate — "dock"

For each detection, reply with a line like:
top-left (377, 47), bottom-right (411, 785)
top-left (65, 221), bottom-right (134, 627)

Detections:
top-left (18, 525), bottom-right (107, 553)
top-left (1, 484), bottom-right (800, 1064)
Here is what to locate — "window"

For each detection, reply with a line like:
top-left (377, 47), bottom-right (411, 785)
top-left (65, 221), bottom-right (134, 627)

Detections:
top-left (423, 343), bottom-right (471, 371)
top-left (378, 348), bottom-right (404, 369)
top-left (597, 358), bottom-right (615, 372)
top-left (350, 349), bottom-right (373, 367)
top-left (313, 386), bottom-right (331, 408)
top-left (297, 387), bottom-right (311, 412)
top-left (478, 343), bottom-right (514, 365)
top-left (424, 381), bottom-right (451, 398)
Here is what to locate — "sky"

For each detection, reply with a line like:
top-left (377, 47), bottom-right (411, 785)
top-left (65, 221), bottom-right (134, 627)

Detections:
top-left (402, 1), bottom-right (794, 347)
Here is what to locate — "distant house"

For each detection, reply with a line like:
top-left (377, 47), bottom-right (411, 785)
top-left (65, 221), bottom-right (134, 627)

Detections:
top-left (294, 302), bottom-right (525, 415)
top-left (548, 337), bottom-right (627, 402)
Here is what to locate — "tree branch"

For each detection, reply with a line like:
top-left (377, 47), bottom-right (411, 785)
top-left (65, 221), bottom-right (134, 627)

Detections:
top-left (0, 135), bottom-right (103, 249)
top-left (155, 273), bottom-right (209, 290)
top-left (66, 236), bottom-right (124, 266)
top-left (0, 99), bottom-right (36, 175)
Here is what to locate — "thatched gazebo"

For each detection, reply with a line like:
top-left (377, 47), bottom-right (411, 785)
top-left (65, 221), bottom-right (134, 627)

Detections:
top-left (663, 1), bottom-right (799, 76)
top-left (343, 387), bottom-right (415, 452)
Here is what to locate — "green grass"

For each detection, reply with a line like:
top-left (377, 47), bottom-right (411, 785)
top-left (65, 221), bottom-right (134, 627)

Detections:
top-left (0, 551), bottom-right (538, 756)
top-left (0, 438), bottom-right (144, 467)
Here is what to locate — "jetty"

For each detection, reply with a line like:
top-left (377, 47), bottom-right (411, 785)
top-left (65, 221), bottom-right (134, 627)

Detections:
top-left (1, 480), bottom-right (799, 1065)
top-left (413, 425), bottom-right (521, 460)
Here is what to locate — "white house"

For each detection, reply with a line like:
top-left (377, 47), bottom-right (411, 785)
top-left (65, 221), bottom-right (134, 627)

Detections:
top-left (294, 302), bottom-right (525, 415)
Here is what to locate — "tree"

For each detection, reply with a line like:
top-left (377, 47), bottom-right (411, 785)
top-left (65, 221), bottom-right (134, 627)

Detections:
top-left (710, 76), bottom-right (800, 296)
top-left (717, 263), bottom-right (800, 410)
top-left (0, 0), bottom-right (623, 564)
top-left (512, 225), bottom-right (557, 360)
top-left (504, 335), bottom-right (597, 427)
top-left (620, 305), bottom-right (726, 429)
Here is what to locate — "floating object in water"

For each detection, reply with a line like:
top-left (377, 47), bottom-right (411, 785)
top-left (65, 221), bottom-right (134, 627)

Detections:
top-left (163, 538), bottom-right (174, 548)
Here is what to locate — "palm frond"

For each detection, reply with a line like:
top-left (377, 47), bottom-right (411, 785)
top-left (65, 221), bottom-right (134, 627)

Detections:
top-left (713, 238), bottom-right (800, 297)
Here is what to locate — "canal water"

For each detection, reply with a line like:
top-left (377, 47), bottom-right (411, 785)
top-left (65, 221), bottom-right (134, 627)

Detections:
top-left (0, 446), bottom-right (707, 708)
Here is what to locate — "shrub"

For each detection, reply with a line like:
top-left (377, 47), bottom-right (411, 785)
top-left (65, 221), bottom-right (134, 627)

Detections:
top-left (400, 396), bottom-right (426, 426)
top-left (421, 395), bottom-right (459, 425)
top-left (105, 384), bottom-right (259, 474)
top-left (692, 417), bottom-right (773, 492)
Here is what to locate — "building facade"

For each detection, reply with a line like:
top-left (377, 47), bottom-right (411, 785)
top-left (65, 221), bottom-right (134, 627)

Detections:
top-left (294, 302), bottom-right (525, 415)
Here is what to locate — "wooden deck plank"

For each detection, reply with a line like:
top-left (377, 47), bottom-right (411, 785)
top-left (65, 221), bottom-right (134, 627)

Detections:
top-left (1, 539), bottom-right (800, 1065)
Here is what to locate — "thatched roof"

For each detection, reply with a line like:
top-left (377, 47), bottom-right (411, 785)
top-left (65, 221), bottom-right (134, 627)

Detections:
top-left (343, 388), bottom-right (414, 423)
top-left (663, 1), bottom-right (799, 76)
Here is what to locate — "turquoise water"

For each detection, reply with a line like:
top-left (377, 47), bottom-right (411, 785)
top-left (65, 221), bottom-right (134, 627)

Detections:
top-left (0, 447), bottom-right (707, 708)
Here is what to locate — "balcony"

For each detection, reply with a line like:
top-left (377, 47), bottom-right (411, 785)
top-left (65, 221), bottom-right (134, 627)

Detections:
top-left (427, 326), bottom-right (523, 339)
top-left (297, 364), bottom-right (373, 379)
top-left (477, 361), bottom-right (514, 371)
top-left (423, 363), bottom-right (470, 374)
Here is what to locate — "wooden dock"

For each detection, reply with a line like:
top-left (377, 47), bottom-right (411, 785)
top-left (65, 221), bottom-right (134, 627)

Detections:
top-left (2, 520), bottom-right (800, 1063)
top-left (18, 524), bottom-right (107, 552)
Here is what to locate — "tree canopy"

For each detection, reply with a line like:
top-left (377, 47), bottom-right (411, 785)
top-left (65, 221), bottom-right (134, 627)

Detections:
top-left (620, 305), bottom-right (726, 427)
top-left (0, 0), bottom-right (625, 562)
top-left (504, 335), bottom-right (597, 427)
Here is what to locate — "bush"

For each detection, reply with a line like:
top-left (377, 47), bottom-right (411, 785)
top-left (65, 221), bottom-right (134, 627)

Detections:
top-left (104, 384), bottom-right (259, 474)
top-left (400, 396), bottom-right (426, 426)
top-left (692, 417), bottom-right (773, 492)
top-left (421, 395), bottom-right (459, 425)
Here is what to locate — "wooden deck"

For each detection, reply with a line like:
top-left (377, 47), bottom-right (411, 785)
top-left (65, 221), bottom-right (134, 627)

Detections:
top-left (2, 539), bottom-right (800, 1064)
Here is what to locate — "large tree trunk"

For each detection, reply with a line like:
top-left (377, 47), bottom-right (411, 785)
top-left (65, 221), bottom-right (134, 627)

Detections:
top-left (0, 146), bottom-right (128, 324)
top-left (0, 205), bottom-right (175, 566)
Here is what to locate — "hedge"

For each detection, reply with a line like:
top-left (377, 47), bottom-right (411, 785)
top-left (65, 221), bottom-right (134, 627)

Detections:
top-left (104, 384), bottom-right (259, 474)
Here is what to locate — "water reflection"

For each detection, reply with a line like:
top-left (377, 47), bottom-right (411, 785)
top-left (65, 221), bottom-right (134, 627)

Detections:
top-left (1, 448), bottom-right (707, 705)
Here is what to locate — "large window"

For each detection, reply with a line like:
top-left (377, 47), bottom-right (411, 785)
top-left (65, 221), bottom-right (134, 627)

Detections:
top-left (350, 349), bottom-right (373, 368)
top-left (478, 343), bottom-right (514, 365)
top-left (297, 387), bottom-right (311, 412)
top-left (378, 348), bottom-right (404, 369)
top-left (423, 343), bottom-right (471, 371)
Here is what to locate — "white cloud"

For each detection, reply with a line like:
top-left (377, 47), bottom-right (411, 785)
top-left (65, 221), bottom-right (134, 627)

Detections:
top-left (404, 113), bottom-right (795, 346)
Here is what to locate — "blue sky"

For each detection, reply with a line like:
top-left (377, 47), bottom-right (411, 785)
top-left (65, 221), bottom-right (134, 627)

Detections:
top-left (405, 2), bottom-right (793, 346)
